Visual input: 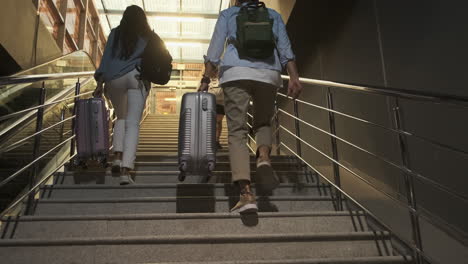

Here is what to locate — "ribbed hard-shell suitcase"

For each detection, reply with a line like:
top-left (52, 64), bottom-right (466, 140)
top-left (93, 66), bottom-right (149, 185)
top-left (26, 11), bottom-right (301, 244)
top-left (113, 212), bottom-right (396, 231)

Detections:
top-left (178, 92), bottom-right (217, 181)
top-left (75, 97), bottom-right (110, 167)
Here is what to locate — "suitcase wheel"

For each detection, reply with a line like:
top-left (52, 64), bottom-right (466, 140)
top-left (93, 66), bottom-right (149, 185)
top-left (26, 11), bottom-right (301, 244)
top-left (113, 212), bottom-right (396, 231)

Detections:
top-left (179, 162), bottom-right (187, 172)
top-left (207, 161), bottom-right (215, 172)
top-left (178, 173), bottom-right (186, 182)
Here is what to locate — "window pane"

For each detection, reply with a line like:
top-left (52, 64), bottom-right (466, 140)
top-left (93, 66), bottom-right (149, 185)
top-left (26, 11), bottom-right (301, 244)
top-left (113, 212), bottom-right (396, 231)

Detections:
top-left (182, 0), bottom-right (221, 14)
top-left (107, 14), bottom-right (123, 28)
top-left (99, 14), bottom-right (111, 36)
top-left (144, 0), bottom-right (180, 12)
top-left (148, 17), bottom-right (180, 38)
top-left (103, 0), bottom-right (143, 10)
top-left (180, 44), bottom-right (208, 62)
top-left (181, 19), bottom-right (216, 40)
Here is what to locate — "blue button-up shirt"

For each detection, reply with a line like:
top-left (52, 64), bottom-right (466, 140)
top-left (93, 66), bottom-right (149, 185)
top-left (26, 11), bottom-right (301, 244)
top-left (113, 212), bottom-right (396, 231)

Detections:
top-left (204, 4), bottom-right (295, 76)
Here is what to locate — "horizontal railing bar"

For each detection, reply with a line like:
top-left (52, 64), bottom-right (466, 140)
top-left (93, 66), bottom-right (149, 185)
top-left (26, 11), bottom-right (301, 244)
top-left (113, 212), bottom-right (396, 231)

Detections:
top-left (277, 93), bottom-right (403, 133)
top-left (281, 75), bottom-right (468, 106)
top-left (278, 109), bottom-right (468, 203)
top-left (0, 78), bottom-right (92, 138)
top-left (277, 93), bottom-right (468, 157)
top-left (279, 125), bottom-right (411, 211)
top-left (1, 116), bottom-right (75, 154)
top-left (248, 134), bottom-right (256, 144)
top-left (0, 71), bottom-right (94, 86)
top-left (0, 91), bottom-right (93, 122)
top-left (0, 153), bottom-right (76, 218)
top-left (0, 136), bottom-right (75, 189)
top-left (279, 142), bottom-right (438, 264)
top-left (280, 126), bottom-right (465, 244)
top-left (14, 52), bottom-right (90, 76)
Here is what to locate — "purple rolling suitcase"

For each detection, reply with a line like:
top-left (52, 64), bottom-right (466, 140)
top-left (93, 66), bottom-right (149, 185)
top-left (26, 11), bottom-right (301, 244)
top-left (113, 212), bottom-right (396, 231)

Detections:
top-left (74, 97), bottom-right (110, 167)
top-left (178, 92), bottom-right (217, 181)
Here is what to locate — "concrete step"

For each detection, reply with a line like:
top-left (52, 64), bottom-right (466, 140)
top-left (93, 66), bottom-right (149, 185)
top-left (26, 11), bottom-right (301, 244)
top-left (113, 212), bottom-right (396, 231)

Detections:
top-left (130, 161), bottom-right (305, 171)
top-left (55, 170), bottom-right (317, 185)
top-left (137, 140), bottom-right (228, 145)
top-left (31, 196), bottom-right (337, 215)
top-left (136, 151), bottom-right (180, 156)
top-left (151, 257), bottom-right (413, 264)
top-left (0, 232), bottom-right (393, 264)
top-left (127, 154), bottom-right (300, 162)
top-left (1, 211), bottom-right (369, 239)
top-left (39, 183), bottom-right (329, 199)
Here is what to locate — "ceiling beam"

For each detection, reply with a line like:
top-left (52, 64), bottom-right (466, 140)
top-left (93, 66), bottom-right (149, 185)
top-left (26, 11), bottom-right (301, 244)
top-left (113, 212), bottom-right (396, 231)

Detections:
top-left (99, 9), bottom-right (219, 19)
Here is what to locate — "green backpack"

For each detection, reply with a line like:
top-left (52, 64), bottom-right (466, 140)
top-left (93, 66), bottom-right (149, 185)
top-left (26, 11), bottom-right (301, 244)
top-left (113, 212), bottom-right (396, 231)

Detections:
top-left (235, 1), bottom-right (275, 59)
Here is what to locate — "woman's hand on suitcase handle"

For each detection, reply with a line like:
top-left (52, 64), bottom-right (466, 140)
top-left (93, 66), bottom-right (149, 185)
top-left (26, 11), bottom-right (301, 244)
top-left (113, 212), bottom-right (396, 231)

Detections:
top-left (198, 82), bottom-right (209, 92)
top-left (93, 82), bottom-right (104, 98)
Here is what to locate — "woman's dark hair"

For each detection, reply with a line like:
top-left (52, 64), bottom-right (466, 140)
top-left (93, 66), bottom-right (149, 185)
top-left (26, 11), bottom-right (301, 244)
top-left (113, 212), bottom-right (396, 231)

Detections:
top-left (113, 5), bottom-right (151, 59)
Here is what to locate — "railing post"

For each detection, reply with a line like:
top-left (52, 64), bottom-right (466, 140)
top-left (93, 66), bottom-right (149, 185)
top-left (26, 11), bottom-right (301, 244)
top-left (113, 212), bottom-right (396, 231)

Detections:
top-left (69, 79), bottom-right (81, 166)
top-left (326, 87), bottom-right (343, 211)
top-left (274, 102), bottom-right (281, 156)
top-left (392, 99), bottom-right (423, 264)
top-left (25, 83), bottom-right (46, 215)
top-left (59, 107), bottom-right (66, 142)
top-left (293, 100), bottom-right (302, 158)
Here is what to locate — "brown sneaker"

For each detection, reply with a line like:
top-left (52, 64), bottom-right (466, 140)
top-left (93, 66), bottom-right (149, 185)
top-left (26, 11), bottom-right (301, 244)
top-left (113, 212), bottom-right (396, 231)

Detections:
top-left (256, 156), bottom-right (279, 193)
top-left (230, 190), bottom-right (258, 213)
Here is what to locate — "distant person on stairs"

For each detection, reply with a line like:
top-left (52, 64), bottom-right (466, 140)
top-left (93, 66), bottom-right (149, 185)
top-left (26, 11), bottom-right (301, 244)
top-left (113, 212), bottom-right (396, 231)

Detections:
top-left (93, 5), bottom-right (153, 185)
top-left (199, 0), bottom-right (303, 213)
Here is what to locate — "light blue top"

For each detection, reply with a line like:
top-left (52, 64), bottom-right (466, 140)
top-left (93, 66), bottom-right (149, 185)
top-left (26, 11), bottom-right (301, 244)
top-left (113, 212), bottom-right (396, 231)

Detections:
top-left (204, 3), bottom-right (296, 77)
top-left (95, 28), bottom-right (147, 82)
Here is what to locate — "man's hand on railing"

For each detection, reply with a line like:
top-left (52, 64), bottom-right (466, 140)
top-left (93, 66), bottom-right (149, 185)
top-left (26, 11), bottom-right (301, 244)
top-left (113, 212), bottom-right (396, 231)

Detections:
top-left (286, 60), bottom-right (303, 99)
top-left (288, 78), bottom-right (303, 99)
top-left (93, 81), bottom-right (104, 97)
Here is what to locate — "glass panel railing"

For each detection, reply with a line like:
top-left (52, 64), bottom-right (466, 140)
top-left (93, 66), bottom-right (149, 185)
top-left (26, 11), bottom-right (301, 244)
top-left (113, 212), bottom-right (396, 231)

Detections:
top-left (0, 51), bottom-right (95, 133)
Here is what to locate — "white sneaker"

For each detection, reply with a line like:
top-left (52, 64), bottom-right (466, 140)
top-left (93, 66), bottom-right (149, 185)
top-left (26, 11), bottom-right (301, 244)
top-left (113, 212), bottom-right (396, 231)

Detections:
top-left (120, 171), bottom-right (134, 185)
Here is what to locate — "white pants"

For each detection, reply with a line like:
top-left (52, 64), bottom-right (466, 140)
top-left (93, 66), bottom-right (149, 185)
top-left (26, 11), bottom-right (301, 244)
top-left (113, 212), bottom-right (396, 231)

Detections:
top-left (105, 69), bottom-right (148, 169)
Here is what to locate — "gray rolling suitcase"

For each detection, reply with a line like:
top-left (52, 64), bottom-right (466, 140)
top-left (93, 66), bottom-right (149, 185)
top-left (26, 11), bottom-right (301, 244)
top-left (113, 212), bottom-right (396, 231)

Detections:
top-left (74, 97), bottom-right (110, 167)
top-left (178, 92), bottom-right (217, 181)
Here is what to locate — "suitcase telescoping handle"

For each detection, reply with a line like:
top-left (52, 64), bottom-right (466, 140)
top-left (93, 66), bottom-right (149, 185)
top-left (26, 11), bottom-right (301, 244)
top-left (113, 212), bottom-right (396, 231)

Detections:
top-left (199, 90), bottom-right (209, 111)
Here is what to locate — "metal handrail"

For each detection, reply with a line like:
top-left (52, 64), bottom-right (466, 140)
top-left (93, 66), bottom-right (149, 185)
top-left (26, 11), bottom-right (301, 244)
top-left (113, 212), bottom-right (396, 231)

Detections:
top-left (278, 75), bottom-right (468, 264)
top-left (0, 153), bottom-right (76, 218)
top-left (281, 123), bottom-right (468, 237)
top-left (0, 67), bottom-right (101, 216)
top-left (0, 136), bottom-right (75, 189)
top-left (278, 142), bottom-right (436, 264)
top-left (0, 91), bottom-right (93, 122)
top-left (0, 71), bottom-right (95, 86)
top-left (281, 75), bottom-right (468, 107)
top-left (280, 125), bottom-right (410, 209)
top-left (278, 108), bottom-right (468, 202)
top-left (12, 51), bottom-right (95, 76)
top-left (0, 116), bottom-right (75, 154)
top-left (277, 92), bottom-right (468, 156)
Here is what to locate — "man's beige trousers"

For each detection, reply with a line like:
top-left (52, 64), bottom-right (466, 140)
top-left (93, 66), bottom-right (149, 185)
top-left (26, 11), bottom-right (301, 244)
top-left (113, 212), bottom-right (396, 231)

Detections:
top-left (222, 80), bottom-right (277, 182)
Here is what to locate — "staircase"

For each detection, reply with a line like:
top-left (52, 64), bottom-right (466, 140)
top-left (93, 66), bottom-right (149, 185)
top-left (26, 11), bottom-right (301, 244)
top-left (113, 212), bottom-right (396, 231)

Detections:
top-left (0, 114), bottom-right (412, 263)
